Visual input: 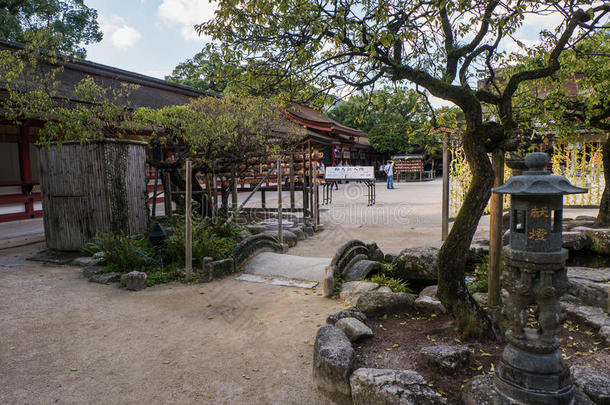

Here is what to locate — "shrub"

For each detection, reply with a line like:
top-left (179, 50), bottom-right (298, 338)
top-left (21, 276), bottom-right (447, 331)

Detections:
top-left (163, 215), bottom-right (239, 266)
top-left (84, 233), bottom-right (156, 273)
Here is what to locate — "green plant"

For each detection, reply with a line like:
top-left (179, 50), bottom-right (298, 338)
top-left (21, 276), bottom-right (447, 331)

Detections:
top-left (146, 265), bottom-right (181, 286)
top-left (369, 273), bottom-right (413, 294)
top-left (84, 233), bottom-right (156, 273)
top-left (467, 255), bottom-right (489, 294)
top-left (163, 215), bottom-right (239, 266)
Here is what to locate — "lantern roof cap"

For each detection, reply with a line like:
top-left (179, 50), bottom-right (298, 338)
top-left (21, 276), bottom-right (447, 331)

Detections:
top-left (492, 152), bottom-right (588, 196)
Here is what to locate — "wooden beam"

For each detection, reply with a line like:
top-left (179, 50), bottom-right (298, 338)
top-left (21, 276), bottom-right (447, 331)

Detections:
top-left (185, 160), bottom-right (192, 281)
top-left (488, 150), bottom-right (505, 307)
top-left (441, 134), bottom-right (450, 241)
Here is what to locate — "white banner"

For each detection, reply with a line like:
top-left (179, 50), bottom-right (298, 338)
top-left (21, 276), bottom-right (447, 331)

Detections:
top-left (325, 166), bottom-right (374, 180)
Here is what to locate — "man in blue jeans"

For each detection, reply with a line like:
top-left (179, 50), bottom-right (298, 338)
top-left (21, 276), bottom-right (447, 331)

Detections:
top-left (385, 160), bottom-right (395, 189)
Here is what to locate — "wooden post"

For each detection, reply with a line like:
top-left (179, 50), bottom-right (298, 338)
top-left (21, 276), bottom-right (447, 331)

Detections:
top-left (289, 153), bottom-right (295, 210)
top-left (231, 161), bottom-right (238, 220)
top-left (441, 133), bottom-right (450, 241)
top-left (302, 152), bottom-right (308, 214)
top-left (277, 158), bottom-right (283, 245)
top-left (151, 167), bottom-right (159, 217)
top-left (488, 149), bottom-right (505, 306)
top-left (308, 141), bottom-right (314, 219)
top-left (185, 160), bottom-right (193, 281)
top-left (163, 172), bottom-right (172, 218)
top-left (212, 161), bottom-right (218, 214)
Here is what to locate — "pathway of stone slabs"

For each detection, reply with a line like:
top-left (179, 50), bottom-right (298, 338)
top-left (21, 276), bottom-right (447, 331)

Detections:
top-left (238, 252), bottom-right (330, 288)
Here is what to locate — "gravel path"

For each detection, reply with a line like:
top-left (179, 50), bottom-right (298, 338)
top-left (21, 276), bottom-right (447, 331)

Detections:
top-left (0, 243), bottom-right (340, 405)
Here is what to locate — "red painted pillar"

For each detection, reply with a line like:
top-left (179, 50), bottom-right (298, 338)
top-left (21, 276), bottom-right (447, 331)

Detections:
top-left (18, 125), bottom-right (34, 218)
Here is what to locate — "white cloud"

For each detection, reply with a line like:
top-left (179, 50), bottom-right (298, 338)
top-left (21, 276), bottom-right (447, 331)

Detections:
top-left (158, 0), bottom-right (218, 41)
top-left (100, 16), bottom-right (142, 50)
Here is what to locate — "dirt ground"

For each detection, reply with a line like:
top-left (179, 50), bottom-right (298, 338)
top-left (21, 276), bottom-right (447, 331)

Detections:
top-left (0, 180), bottom-right (601, 404)
top-left (355, 311), bottom-right (609, 405)
top-left (0, 243), bottom-right (341, 405)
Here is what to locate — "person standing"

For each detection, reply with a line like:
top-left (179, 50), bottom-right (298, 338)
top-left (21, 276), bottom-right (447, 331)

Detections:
top-left (385, 160), bottom-right (395, 189)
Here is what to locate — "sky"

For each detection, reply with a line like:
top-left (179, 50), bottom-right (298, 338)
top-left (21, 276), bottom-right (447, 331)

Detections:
top-left (82, 0), bottom-right (572, 107)
top-left (84, 0), bottom-right (217, 79)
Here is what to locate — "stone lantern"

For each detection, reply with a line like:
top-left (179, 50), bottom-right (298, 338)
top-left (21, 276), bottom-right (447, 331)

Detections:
top-left (488, 152), bottom-right (587, 404)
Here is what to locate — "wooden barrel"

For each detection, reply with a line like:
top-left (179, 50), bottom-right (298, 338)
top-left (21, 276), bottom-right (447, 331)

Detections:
top-left (38, 139), bottom-right (148, 251)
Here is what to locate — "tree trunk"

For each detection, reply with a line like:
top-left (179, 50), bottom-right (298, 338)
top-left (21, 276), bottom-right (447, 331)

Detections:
top-left (437, 127), bottom-right (497, 340)
top-left (595, 137), bottom-right (610, 226)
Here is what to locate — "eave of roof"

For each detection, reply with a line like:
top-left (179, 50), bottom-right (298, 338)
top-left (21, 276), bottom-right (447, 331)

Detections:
top-left (0, 39), bottom-right (218, 99)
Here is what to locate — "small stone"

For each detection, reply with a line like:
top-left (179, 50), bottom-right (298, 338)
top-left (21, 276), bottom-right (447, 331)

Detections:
top-left (571, 365), bottom-right (610, 405)
top-left (419, 285), bottom-right (438, 298)
top-left (376, 286), bottom-right (393, 293)
top-left (327, 308), bottom-right (367, 325)
top-left (350, 368), bottom-right (447, 405)
top-left (89, 272), bottom-right (121, 284)
top-left (121, 271), bottom-right (148, 291)
top-left (237, 229), bottom-right (252, 241)
top-left (417, 345), bottom-right (470, 373)
top-left (72, 256), bottom-right (103, 267)
top-left (335, 317), bottom-right (373, 341)
top-left (303, 226), bottom-right (315, 237)
top-left (83, 265), bottom-right (104, 279)
top-left (414, 295), bottom-right (447, 314)
top-left (472, 292), bottom-right (488, 307)
top-left (384, 253), bottom-right (398, 263)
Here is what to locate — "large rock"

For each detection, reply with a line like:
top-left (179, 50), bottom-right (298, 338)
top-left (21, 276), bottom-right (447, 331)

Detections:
top-left (567, 267), bottom-right (610, 311)
top-left (313, 325), bottom-right (355, 405)
top-left (335, 317), bottom-right (374, 341)
top-left (340, 281), bottom-right (380, 304)
top-left (584, 230), bottom-right (610, 255)
top-left (327, 308), bottom-right (367, 325)
top-left (417, 345), bottom-right (470, 373)
top-left (322, 266), bottom-right (335, 298)
top-left (343, 260), bottom-right (384, 282)
top-left (394, 247), bottom-right (438, 281)
top-left (338, 250), bottom-right (369, 277)
top-left (355, 291), bottom-right (416, 316)
top-left (414, 295), bottom-right (446, 314)
top-left (571, 365), bottom-right (610, 405)
top-left (121, 271), bottom-right (147, 291)
top-left (330, 240), bottom-right (366, 269)
top-left (350, 368), bottom-right (447, 405)
top-left (564, 304), bottom-right (610, 331)
top-left (563, 232), bottom-right (590, 252)
top-left (265, 230), bottom-right (298, 248)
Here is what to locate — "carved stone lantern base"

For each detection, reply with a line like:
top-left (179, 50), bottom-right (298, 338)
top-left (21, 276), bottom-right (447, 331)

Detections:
top-left (495, 340), bottom-right (573, 404)
top-left (463, 374), bottom-right (593, 405)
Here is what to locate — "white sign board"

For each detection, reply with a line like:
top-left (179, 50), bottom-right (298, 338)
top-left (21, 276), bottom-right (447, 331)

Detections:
top-left (325, 166), bottom-right (374, 180)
